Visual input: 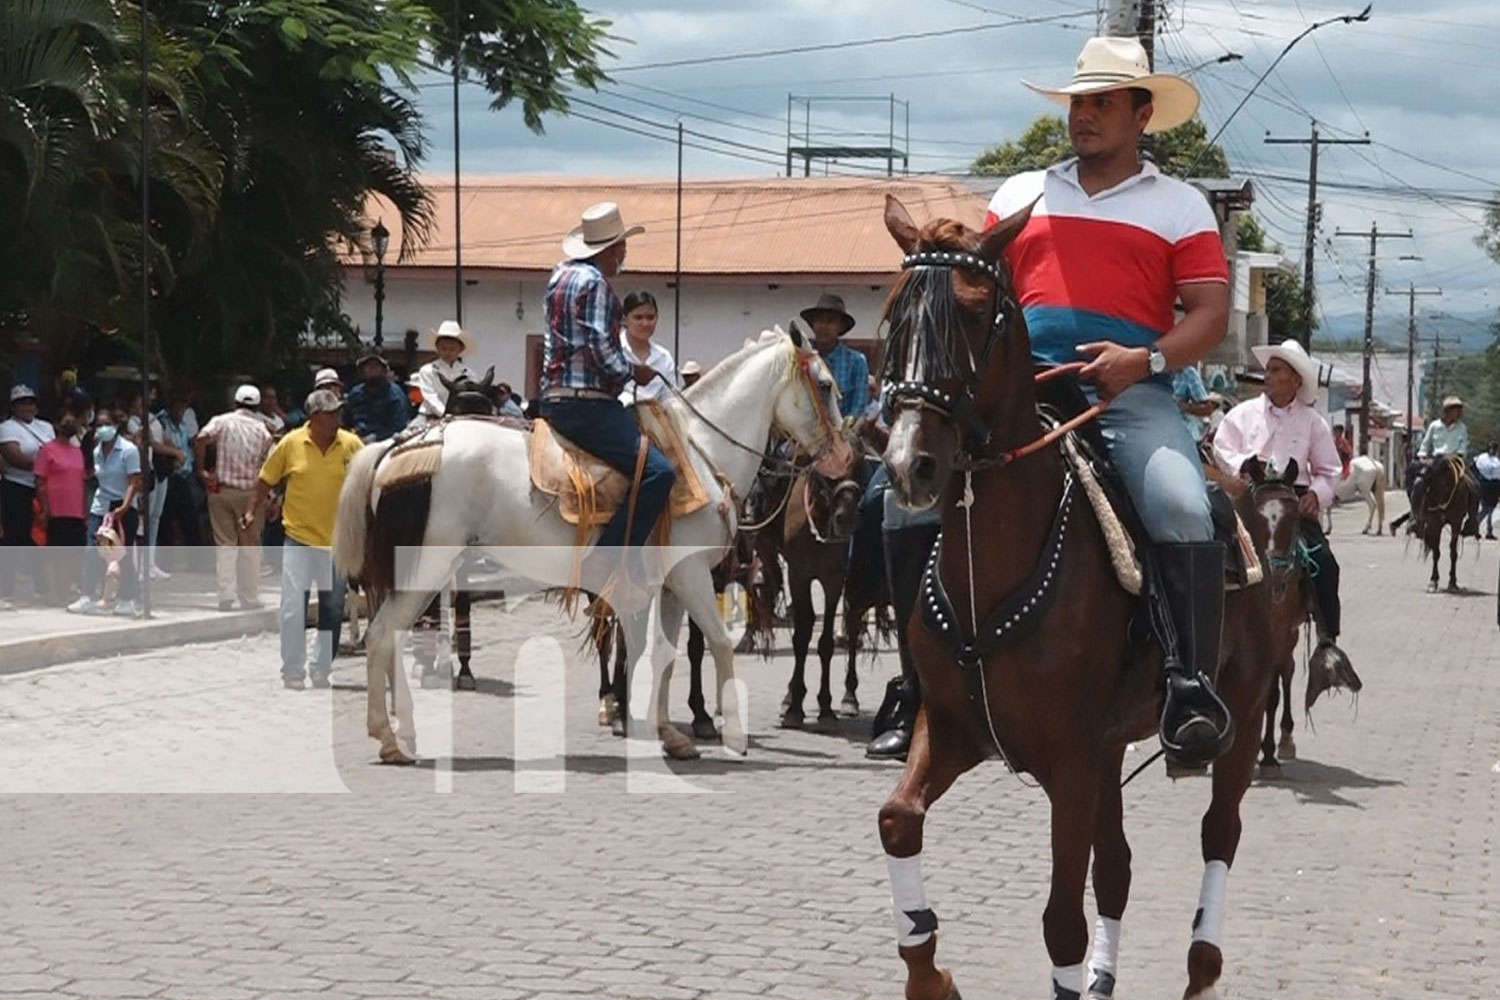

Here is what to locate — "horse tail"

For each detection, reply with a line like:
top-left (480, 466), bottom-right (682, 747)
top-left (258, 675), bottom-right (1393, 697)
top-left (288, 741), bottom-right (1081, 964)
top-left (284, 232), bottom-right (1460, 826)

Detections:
top-left (334, 441), bottom-right (391, 580)
top-left (366, 475), bottom-right (435, 604)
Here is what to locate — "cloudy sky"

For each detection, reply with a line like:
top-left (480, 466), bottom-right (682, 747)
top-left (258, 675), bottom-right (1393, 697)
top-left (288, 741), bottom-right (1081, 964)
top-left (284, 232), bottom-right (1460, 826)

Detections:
top-left (413, 0), bottom-right (1500, 337)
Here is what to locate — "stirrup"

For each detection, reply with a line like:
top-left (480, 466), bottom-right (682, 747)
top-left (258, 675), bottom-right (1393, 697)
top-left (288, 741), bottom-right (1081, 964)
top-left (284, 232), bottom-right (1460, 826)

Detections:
top-left (1158, 671), bottom-right (1234, 768)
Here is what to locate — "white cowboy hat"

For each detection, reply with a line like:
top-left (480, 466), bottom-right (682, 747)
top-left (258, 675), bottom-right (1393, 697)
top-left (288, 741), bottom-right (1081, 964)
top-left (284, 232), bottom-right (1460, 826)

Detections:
top-left (1251, 339), bottom-right (1322, 406)
top-left (1024, 36), bottom-right (1200, 135)
top-left (562, 201), bottom-right (644, 260)
top-left (1442, 395), bottom-right (1464, 409)
top-left (427, 319), bottom-right (474, 354)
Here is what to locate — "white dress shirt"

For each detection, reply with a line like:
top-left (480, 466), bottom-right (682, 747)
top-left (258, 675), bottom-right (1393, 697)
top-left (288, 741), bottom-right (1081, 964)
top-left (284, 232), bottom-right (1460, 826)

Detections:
top-left (414, 358), bottom-right (477, 418)
top-left (617, 336), bottom-right (679, 406)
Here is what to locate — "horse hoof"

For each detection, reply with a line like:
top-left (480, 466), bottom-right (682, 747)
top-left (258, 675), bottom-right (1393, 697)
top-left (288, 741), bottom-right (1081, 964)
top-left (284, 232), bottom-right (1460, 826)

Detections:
top-left (419, 671), bottom-right (445, 690)
top-left (379, 744), bottom-right (417, 766)
top-left (1277, 736), bottom-right (1297, 760)
top-left (691, 717), bottom-right (720, 742)
top-left (840, 693), bottom-right (860, 717)
top-left (815, 710), bottom-right (841, 735)
top-left (454, 673), bottom-right (476, 692)
top-left (598, 694), bottom-right (619, 727)
top-left (659, 727), bottom-right (700, 761)
top-left (779, 710), bottom-right (804, 729)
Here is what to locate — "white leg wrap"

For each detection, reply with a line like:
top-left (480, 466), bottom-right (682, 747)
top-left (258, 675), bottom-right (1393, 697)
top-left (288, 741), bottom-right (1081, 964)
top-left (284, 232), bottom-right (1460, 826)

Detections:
top-left (1191, 860), bottom-right (1229, 946)
top-left (1089, 915), bottom-right (1121, 994)
top-left (1051, 962), bottom-right (1084, 999)
top-left (886, 853), bottom-right (936, 947)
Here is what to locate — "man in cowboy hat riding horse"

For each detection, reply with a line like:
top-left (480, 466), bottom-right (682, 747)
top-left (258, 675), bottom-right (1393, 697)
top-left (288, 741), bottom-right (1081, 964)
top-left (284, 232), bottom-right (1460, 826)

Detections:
top-left (1396, 395), bottom-right (1482, 537)
top-left (540, 202), bottom-right (671, 597)
top-left (985, 35), bottom-right (1234, 767)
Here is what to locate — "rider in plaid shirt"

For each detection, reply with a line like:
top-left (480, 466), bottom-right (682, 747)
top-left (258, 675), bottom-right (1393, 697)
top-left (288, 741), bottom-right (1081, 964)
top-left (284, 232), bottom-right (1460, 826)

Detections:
top-left (539, 203), bottom-right (671, 597)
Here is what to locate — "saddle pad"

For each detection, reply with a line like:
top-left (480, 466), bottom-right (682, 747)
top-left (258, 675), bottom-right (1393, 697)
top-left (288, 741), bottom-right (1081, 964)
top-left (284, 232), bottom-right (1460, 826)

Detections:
top-left (528, 400), bottom-right (710, 527)
top-left (373, 436), bottom-right (444, 493)
top-left (1061, 434), bottom-right (1262, 596)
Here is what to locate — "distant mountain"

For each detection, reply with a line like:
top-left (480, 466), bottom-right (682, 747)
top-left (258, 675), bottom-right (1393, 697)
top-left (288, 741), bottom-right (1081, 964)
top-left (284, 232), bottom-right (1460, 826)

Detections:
top-left (1314, 309), bottom-right (1495, 353)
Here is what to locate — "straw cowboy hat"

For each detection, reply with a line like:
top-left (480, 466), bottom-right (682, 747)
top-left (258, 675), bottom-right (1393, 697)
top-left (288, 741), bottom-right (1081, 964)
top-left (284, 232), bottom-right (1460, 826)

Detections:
top-left (562, 201), bottom-right (644, 260)
top-left (427, 319), bottom-right (474, 354)
top-left (800, 293), bottom-right (857, 336)
top-left (1442, 395), bottom-right (1464, 410)
top-left (1251, 339), bottom-right (1322, 407)
top-left (1024, 35), bottom-right (1200, 134)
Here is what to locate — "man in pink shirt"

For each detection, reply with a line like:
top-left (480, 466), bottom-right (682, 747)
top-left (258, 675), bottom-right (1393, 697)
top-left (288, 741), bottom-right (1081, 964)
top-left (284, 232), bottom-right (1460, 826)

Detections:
top-left (1213, 339), bottom-right (1346, 652)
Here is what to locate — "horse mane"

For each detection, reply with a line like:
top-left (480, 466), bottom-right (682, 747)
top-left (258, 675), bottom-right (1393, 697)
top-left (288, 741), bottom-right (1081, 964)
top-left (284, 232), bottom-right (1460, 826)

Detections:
top-left (879, 218), bottom-right (987, 386)
top-left (686, 328), bottom-right (795, 400)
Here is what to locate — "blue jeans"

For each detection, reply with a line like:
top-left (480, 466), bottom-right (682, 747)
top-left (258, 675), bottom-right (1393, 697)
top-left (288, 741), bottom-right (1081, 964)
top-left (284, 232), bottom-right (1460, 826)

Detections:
top-left (280, 537), bottom-right (345, 682)
top-left (1091, 378), bottom-right (1213, 544)
top-left (540, 398), bottom-right (676, 554)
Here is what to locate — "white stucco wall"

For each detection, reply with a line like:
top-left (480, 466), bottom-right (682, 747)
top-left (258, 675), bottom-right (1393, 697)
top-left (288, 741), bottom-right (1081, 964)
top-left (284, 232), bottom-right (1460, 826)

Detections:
top-left (339, 268), bottom-right (893, 386)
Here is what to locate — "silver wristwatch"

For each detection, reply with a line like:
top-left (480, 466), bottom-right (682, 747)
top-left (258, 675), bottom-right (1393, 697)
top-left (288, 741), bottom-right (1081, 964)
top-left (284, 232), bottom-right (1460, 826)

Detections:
top-left (1146, 346), bottom-right (1167, 376)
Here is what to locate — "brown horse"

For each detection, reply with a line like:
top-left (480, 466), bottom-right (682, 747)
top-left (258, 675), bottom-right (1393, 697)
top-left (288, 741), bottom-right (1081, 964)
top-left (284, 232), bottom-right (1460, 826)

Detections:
top-left (1415, 454), bottom-right (1479, 592)
top-left (1241, 458), bottom-right (1363, 771)
top-left (778, 441), bottom-right (866, 730)
top-left (874, 195), bottom-right (1282, 1000)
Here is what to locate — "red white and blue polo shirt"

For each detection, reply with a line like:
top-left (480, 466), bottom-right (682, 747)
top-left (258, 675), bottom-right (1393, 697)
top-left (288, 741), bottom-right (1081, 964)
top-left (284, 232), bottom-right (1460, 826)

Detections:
top-left (984, 159), bottom-right (1229, 367)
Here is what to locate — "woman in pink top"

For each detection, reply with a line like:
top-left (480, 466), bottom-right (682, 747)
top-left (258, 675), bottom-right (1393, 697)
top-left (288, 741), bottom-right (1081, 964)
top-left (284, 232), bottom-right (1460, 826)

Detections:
top-left (33, 405), bottom-right (89, 604)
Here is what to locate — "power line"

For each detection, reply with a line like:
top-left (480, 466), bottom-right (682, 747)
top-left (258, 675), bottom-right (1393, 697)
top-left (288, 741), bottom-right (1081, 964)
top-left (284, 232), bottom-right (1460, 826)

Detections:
top-left (608, 10), bottom-right (1093, 72)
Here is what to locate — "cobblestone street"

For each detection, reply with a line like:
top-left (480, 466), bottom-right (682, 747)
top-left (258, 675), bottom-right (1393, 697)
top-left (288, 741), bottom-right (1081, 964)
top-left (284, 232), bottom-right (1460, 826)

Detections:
top-left (2, 506), bottom-right (1497, 999)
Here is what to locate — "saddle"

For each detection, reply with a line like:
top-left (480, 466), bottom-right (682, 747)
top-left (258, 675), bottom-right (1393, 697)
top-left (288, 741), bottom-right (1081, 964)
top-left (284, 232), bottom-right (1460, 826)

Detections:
top-left (528, 399), bottom-right (710, 531)
top-left (1036, 376), bottom-right (1261, 596)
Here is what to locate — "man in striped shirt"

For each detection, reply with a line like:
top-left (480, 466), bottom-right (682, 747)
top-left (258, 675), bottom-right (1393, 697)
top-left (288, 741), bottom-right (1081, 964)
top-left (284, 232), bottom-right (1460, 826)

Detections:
top-left (985, 36), bottom-right (1233, 770)
top-left (195, 385), bottom-right (274, 610)
top-left (540, 202), bottom-right (670, 598)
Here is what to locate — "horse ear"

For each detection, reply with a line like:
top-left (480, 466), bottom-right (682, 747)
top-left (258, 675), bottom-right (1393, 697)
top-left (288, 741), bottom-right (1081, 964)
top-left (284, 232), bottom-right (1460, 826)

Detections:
top-left (788, 319), bottom-right (805, 349)
top-left (976, 196), bottom-right (1038, 263)
top-left (1241, 456), bottom-right (1265, 483)
top-left (480, 366), bottom-right (495, 389)
top-left (1282, 458), bottom-right (1299, 485)
top-left (884, 194), bottom-right (920, 254)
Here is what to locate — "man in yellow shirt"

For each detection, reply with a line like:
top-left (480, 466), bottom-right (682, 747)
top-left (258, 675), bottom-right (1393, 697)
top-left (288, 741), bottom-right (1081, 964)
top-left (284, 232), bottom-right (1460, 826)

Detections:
top-left (243, 389), bottom-right (363, 689)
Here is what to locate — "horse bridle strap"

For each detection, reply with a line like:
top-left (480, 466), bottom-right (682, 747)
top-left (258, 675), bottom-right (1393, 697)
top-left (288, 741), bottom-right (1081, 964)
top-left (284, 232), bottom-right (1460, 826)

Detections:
top-left (918, 470), bottom-right (1077, 756)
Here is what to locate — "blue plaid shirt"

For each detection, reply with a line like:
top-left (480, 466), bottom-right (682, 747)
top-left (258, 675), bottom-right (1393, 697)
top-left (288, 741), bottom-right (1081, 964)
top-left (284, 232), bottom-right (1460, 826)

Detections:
top-left (821, 341), bottom-right (869, 420)
top-left (542, 259), bottom-right (634, 394)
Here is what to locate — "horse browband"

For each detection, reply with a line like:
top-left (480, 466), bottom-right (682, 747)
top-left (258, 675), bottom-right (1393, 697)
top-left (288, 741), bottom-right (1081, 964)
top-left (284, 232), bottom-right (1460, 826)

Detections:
top-left (888, 249), bottom-right (1015, 456)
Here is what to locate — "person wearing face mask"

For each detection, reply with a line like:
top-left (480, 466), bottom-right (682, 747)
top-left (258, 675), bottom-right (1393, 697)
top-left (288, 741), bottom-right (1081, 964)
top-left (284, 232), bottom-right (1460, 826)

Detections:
top-left (70, 409), bottom-right (143, 616)
top-left (33, 399), bottom-right (90, 604)
top-left (344, 353), bottom-right (410, 442)
top-left (412, 322), bottom-right (477, 421)
top-left (0, 385), bottom-right (56, 607)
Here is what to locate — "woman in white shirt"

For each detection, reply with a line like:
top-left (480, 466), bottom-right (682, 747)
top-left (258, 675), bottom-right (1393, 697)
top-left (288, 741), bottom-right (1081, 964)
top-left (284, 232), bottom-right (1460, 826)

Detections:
top-left (0, 385), bottom-right (55, 605)
top-left (617, 291), bottom-right (678, 406)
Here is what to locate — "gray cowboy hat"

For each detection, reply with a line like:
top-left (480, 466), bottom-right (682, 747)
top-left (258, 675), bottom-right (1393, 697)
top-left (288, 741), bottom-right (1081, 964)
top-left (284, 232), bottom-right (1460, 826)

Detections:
top-left (799, 293), bottom-right (856, 336)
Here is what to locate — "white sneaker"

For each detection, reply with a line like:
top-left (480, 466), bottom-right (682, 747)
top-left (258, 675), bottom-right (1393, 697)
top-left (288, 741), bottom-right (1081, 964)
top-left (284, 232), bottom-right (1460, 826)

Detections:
top-left (150, 565), bottom-right (171, 581)
top-left (113, 599), bottom-right (142, 618)
top-left (67, 596), bottom-right (98, 615)
top-left (0, 599), bottom-right (14, 611)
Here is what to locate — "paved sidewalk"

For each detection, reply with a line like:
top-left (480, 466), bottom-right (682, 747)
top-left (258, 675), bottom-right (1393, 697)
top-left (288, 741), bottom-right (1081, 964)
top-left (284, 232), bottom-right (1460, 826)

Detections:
top-left (0, 567), bottom-right (277, 676)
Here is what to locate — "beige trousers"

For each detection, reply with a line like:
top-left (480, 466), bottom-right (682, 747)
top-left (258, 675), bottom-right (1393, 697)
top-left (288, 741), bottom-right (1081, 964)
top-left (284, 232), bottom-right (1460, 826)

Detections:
top-left (207, 487), bottom-right (264, 606)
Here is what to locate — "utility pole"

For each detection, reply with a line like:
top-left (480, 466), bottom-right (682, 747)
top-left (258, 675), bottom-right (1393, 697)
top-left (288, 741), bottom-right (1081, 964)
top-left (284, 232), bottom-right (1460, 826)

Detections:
top-left (1336, 223), bottom-right (1412, 456)
top-left (1101, 0), bottom-right (1143, 37)
top-left (1266, 123), bottom-right (1370, 350)
top-left (1384, 283), bottom-right (1440, 456)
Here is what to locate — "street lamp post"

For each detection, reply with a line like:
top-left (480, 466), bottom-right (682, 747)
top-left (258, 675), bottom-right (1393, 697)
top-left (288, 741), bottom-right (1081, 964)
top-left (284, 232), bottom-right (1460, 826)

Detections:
top-left (1187, 5), bottom-right (1371, 176)
top-left (371, 218), bottom-right (389, 351)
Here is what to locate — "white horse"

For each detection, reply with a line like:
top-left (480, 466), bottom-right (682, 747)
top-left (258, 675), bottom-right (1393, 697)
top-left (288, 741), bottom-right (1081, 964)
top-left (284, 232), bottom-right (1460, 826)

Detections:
top-left (333, 327), bottom-right (850, 764)
top-left (1325, 454), bottom-right (1386, 534)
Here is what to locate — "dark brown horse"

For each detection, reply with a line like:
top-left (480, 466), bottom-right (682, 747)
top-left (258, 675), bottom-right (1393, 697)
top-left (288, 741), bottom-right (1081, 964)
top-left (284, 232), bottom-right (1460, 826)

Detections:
top-left (1415, 454), bottom-right (1479, 592)
top-left (1241, 459), bottom-right (1363, 771)
top-left (873, 196), bottom-right (1283, 1000)
top-left (778, 440), bottom-right (866, 731)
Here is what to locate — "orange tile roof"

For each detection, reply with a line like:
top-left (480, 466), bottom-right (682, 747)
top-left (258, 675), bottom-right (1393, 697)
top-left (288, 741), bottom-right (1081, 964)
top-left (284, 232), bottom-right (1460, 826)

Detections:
top-left (360, 175), bottom-right (992, 278)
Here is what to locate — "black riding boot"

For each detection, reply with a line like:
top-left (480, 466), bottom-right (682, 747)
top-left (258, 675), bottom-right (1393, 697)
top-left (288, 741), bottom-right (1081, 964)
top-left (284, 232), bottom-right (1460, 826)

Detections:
top-left (1156, 542), bottom-right (1234, 768)
top-left (866, 520), bottom-right (940, 761)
